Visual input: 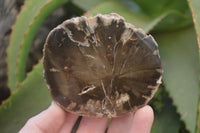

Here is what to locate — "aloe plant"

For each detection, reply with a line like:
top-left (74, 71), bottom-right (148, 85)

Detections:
top-left (0, 0), bottom-right (199, 132)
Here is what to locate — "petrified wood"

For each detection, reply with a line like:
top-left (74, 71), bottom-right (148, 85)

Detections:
top-left (43, 13), bottom-right (163, 118)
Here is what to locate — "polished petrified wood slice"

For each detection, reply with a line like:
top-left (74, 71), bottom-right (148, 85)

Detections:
top-left (43, 13), bottom-right (163, 118)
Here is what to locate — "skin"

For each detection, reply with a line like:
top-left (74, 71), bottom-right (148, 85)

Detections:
top-left (19, 102), bottom-right (154, 133)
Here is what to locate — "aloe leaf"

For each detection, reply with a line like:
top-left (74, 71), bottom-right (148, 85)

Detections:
top-left (133, 0), bottom-right (190, 17)
top-left (0, 62), bottom-right (51, 133)
top-left (154, 27), bottom-right (199, 133)
top-left (188, 0), bottom-right (200, 47)
top-left (17, 0), bottom-right (70, 84)
top-left (7, 0), bottom-right (69, 91)
top-left (73, 0), bottom-right (105, 11)
top-left (128, 0), bottom-right (192, 32)
top-left (151, 96), bottom-right (180, 133)
top-left (187, 5), bottom-right (200, 132)
top-left (152, 10), bottom-right (192, 32)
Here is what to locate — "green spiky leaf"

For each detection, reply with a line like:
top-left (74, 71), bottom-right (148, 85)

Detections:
top-left (7, 0), bottom-right (69, 91)
top-left (151, 96), bottom-right (180, 133)
top-left (0, 62), bottom-right (51, 133)
top-left (154, 27), bottom-right (199, 133)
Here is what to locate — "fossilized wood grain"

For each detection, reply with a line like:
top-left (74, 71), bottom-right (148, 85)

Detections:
top-left (43, 13), bottom-right (163, 118)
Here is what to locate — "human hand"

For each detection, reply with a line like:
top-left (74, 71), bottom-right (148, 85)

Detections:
top-left (19, 102), bottom-right (154, 133)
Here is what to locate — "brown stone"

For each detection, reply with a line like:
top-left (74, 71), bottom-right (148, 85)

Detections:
top-left (43, 13), bottom-right (163, 118)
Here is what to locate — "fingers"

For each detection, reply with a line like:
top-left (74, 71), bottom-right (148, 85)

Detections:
top-left (107, 113), bottom-right (134, 133)
top-left (59, 112), bottom-right (79, 133)
top-left (19, 102), bottom-right (78, 133)
top-left (107, 105), bottom-right (154, 133)
top-left (76, 105), bottom-right (153, 133)
top-left (19, 104), bottom-right (154, 133)
top-left (76, 117), bottom-right (108, 133)
top-left (129, 105), bottom-right (154, 133)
